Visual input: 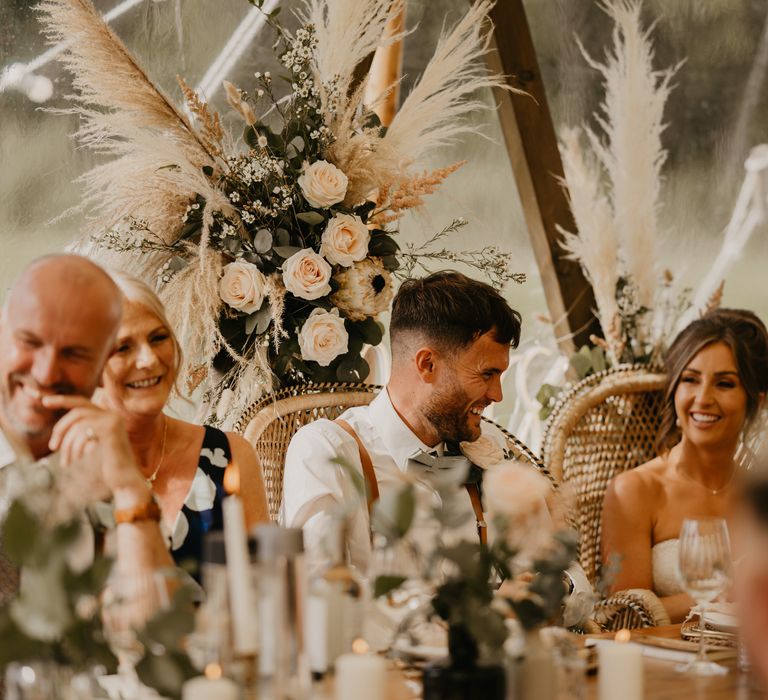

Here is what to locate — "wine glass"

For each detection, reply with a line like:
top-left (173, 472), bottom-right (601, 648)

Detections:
top-left (677, 517), bottom-right (733, 675)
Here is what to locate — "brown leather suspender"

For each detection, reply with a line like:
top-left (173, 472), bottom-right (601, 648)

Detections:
top-left (335, 419), bottom-right (487, 546)
top-left (464, 483), bottom-right (487, 546)
top-left (335, 419), bottom-right (379, 516)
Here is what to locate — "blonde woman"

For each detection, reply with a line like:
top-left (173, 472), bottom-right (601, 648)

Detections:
top-left (602, 309), bottom-right (768, 622)
top-left (98, 272), bottom-right (269, 574)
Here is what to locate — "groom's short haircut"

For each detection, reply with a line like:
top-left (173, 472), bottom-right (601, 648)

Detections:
top-left (390, 270), bottom-right (521, 354)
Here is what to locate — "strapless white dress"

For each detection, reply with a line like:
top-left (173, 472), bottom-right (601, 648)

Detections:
top-left (652, 538), bottom-right (682, 596)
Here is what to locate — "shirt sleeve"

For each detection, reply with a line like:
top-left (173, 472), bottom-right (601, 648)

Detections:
top-left (280, 419), bottom-right (363, 527)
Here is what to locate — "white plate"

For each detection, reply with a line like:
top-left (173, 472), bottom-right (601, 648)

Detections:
top-left (701, 610), bottom-right (739, 633)
top-left (391, 638), bottom-right (447, 661)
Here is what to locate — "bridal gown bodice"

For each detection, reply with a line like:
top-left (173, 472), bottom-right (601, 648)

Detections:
top-left (652, 538), bottom-right (682, 597)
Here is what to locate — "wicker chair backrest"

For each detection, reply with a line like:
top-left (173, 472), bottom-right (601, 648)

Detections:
top-left (234, 382), bottom-right (548, 521)
top-left (541, 366), bottom-right (666, 585)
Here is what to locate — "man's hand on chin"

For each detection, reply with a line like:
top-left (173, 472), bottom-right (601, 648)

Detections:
top-left (42, 394), bottom-right (148, 505)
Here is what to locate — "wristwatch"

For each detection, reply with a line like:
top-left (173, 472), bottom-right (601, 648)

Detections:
top-left (114, 496), bottom-right (162, 524)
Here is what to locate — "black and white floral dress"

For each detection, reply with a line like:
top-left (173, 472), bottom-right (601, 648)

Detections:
top-left (169, 426), bottom-right (230, 577)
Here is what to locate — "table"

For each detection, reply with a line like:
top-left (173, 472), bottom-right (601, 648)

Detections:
top-left (585, 625), bottom-right (763, 700)
top-left (330, 625), bottom-right (766, 700)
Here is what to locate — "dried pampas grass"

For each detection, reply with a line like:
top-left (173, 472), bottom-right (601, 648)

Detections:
top-left (580, 0), bottom-right (679, 316)
top-left (558, 128), bottom-right (622, 362)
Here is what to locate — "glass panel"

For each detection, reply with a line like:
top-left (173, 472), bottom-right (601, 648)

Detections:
top-left (525, 0), bottom-right (768, 322)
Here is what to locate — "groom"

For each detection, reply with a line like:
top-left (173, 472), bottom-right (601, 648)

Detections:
top-left (280, 271), bottom-right (592, 625)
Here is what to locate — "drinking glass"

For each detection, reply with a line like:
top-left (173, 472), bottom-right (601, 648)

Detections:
top-left (677, 517), bottom-right (733, 675)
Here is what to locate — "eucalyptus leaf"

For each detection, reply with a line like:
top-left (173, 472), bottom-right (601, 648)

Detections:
top-left (274, 246), bottom-right (302, 259)
top-left (275, 228), bottom-right (291, 246)
top-left (245, 306), bottom-right (272, 335)
top-left (351, 317), bottom-right (383, 346)
top-left (296, 211), bottom-right (325, 226)
top-left (254, 229), bottom-right (273, 253)
top-left (368, 235), bottom-right (399, 256)
top-left (569, 345), bottom-right (593, 378)
top-left (336, 353), bottom-right (369, 382)
top-left (289, 135), bottom-right (305, 153)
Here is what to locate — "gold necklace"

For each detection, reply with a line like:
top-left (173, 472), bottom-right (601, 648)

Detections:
top-left (145, 416), bottom-right (169, 486)
top-left (675, 462), bottom-right (737, 496)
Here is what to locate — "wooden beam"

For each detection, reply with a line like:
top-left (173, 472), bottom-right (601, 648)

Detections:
top-left (483, 0), bottom-right (601, 354)
top-left (364, 5), bottom-right (406, 126)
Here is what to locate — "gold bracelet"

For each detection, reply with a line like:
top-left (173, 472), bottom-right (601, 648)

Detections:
top-left (114, 498), bottom-right (161, 524)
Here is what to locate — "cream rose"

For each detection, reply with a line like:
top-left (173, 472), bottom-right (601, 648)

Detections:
top-left (282, 249), bottom-right (332, 300)
top-left (483, 462), bottom-right (551, 518)
top-left (219, 261), bottom-right (267, 314)
top-left (298, 160), bottom-right (348, 208)
top-left (298, 308), bottom-right (349, 366)
top-left (460, 435), bottom-right (505, 469)
top-left (320, 213), bottom-right (370, 267)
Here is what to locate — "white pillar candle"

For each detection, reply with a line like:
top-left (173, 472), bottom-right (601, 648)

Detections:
top-left (335, 639), bottom-right (386, 700)
top-left (223, 494), bottom-right (259, 655)
top-left (182, 675), bottom-right (239, 700)
top-left (598, 629), bottom-right (643, 700)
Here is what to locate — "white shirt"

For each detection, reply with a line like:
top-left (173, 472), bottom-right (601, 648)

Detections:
top-left (281, 388), bottom-right (466, 575)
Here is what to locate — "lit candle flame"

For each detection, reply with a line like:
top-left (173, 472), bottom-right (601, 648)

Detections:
top-left (224, 462), bottom-right (241, 495)
top-left (615, 629), bottom-right (631, 643)
top-left (352, 638), bottom-right (369, 655)
top-left (205, 663), bottom-right (223, 680)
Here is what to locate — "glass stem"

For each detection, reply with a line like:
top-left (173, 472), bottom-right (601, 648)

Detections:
top-left (696, 602), bottom-right (708, 665)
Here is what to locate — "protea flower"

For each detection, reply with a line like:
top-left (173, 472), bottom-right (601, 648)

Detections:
top-left (331, 257), bottom-right (394, 321)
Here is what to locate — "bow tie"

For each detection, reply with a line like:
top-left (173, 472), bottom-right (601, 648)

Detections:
top-left (409, 450), bottom-right (470, 472)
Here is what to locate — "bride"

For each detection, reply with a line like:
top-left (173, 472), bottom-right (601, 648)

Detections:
top-left (601, 309), bottom-right (768, 622)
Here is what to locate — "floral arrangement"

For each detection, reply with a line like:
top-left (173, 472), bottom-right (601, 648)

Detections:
top-left (369, 460), bottom-right (579, 653)
top-left (39, 0), bottom-right (524, 407)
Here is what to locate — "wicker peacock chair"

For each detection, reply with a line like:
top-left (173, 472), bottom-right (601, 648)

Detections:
top-left (233, 382), bottom-right (550, 522)
top-left (541, 364), bottom-right (669, 629)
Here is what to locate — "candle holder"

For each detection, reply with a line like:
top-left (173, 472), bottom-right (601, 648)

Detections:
top-left (422, 624), bottom-right (505, 700)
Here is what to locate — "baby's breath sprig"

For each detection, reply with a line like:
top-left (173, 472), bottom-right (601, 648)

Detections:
top-left (396, 219), bottom-right (526, 290)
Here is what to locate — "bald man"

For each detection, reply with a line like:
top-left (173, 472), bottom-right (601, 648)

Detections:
top-left (0, 255), bottom-right (172, 600)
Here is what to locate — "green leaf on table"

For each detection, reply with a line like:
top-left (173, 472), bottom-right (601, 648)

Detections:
top-left (372, 483), bottom-right (415, 541)
top-left (4, 501), bottom-right (40, 564)
top-left (373, 575), bottom-right (407, 598)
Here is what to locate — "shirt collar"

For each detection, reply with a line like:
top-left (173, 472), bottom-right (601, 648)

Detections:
top-left (369, 388), bottom-right (436, 472)
top-left (0, 428), bottom-right (19, 470)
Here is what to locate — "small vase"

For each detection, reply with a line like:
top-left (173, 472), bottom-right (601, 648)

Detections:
top-left (422, 625), bottom-right (505, 700)
top-left (517, 629), bottom-right (556, 700)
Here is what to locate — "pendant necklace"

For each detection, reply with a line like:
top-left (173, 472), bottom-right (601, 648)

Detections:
top-left (145, 416), bottom-right (169, 486)
top-left (675, 462), bottom-right (737, 496)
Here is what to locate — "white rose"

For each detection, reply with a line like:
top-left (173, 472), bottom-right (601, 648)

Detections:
top-left (320, 213), bottom-right (370, 267)
top-left (298, 160), bottom-right (348, 208)
top-left (483, 462), bottom-right (551, 518)
top-left (219, 261), bottom-right (267, 314)
top-left (298, 308), bottom-right (349, 366)
top-left (282, 249), bottom-right (332, 300)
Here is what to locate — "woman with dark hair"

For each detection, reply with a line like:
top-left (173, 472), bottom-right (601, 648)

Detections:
top-left (601, 309), bottom-right (768, 622)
